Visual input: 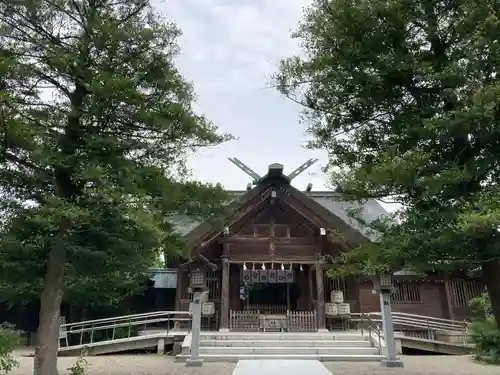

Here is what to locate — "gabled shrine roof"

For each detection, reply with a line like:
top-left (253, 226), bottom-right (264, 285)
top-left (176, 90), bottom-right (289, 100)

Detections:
top-left (227, 190), bottom-right (387, 240)
top-left (172, 161), bottom-right (390, 249)
top-left (171, 189), bottom-right (388, 242)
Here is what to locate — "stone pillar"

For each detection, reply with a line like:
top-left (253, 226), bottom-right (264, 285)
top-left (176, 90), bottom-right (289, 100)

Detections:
top-left (315, 259), bottom-right (326, 331)
top-left (379, 288), bottom-right (403, 367)
top-left (185, 292), bottom-right (204, 367)
top-left (157, 337), bottom-right (165, 355)
top-left (219, 256), bottom-right (230, 331)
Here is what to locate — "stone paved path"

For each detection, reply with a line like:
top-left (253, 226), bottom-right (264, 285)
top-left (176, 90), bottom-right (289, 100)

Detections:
top-left (233, 360), bottom-right (331, 375)
top-left (10, 354), bottom-right (499, 375)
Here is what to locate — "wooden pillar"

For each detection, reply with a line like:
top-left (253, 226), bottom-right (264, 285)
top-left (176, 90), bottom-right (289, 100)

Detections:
top-left (174, 268), bottom-right (184, 330)
top-left (444, 278), bottom-right (455, 320)
top-left (297, 267), bottom-right (308, 310)
top-left (286, 283), bottom-right (291, 310)
top-left (308, 265), bottom-right (314, 310)
top-left (220, 255), bottom-right (230, 331)
top-left (315, 259), bottom-right (326, 331)
top-left (354, 277), bottom-right (361, 313)
top-left (230, 265), bottom-right (240, 311)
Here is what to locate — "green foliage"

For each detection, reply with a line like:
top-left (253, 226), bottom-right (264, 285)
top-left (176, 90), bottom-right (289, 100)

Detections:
top-left (67, 353), bottom-right (87, 375)
top-left (0, 323), bottom-right (21, 374)
top-left (90, 324), bottom-right (139, 342)
top-left (469, 293), bottom-right (500, 362)
top-left (111, 325), bottom-right (139, 340)
top-left (278, 0), bottom-right (500, 203)
top-left (470, 292), bottom-right (493, 321)
top-left (470, 319), bottom-right (500, 363)
top-left (0, 0), bottom-right (232, 311)
top-left (277, 0), bottom-right (500, 327)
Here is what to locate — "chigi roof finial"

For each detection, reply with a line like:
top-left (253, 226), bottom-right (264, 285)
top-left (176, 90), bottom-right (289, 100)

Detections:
top-left (228, 157), bottom-right (319, 187)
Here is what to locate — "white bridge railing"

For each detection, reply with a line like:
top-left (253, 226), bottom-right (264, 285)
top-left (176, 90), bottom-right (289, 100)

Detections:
top-left (59, 311), bottom-right (192, 348)
top-left (351, 311), bottom-right (470, 345)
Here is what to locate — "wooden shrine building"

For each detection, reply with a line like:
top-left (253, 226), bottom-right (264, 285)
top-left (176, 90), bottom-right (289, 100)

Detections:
top-left (173, 161), bottom-right (484, 332)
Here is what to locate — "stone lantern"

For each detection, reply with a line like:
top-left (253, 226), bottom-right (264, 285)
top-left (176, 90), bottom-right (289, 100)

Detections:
top-left (186, 265), bottom-right (208, 367)
top-left (189, 266), bottom-right (208, 294)
top-left (373, 273), bottom-right (396, 294)
top-left (373, 273), bottom-right (403, 368)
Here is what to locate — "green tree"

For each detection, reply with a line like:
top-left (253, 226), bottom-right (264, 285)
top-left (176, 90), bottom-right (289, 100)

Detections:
top-left (276, 0), bottom-right (500, 328)
top-left (0, 1), bottom-right (230, 374)
top-left (0, 323), bottom-right (21, 374)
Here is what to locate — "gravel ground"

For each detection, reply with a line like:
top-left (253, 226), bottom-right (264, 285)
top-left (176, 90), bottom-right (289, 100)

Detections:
top-left (9, 354), bottom-right (499, 375)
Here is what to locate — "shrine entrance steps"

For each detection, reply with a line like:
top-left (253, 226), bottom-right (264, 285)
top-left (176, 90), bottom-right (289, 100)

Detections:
top-left (175, 332), bottom-right (382, 362)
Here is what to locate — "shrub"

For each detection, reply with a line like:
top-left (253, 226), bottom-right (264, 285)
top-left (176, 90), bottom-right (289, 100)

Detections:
top-left (67, 352), bottom-right (88, 375)
top-left (469, 292), bottom-right (492, 321)
top-left (0, 323), bottom-right (21, 374)
top-left (469, 292), bottom-right (500, 363)
top-left (469, 319), bottom-right (500, 363)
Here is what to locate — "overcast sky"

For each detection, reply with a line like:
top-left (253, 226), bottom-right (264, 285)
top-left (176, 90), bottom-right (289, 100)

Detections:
top-left (157, 0), bottom-right (330, 191)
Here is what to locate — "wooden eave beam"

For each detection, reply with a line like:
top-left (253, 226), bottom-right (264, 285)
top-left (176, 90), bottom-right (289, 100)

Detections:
top-left (229, 259), bottom-right (319, 263)
top-left (278, 192), bottom-right (327, 229)
top-left (277, 192), bottom-right (350, 249)
top-left (226, 198), bottom-right (270, 234)
top-left (284, 185), bottom-right (370, 246)
top-left (186, 183), bottom-right (272, 251)
top-left (197, 193), bottom-right (273, 250)
top-left (274, 200), bottom-right (317, 233)
top-left (218, 236), bottom-right (316, 246)
top-left (179, 253), bottom-right (217, 270)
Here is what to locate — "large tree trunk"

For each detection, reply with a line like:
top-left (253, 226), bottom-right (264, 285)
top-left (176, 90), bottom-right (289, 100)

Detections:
top-left (481, 259), bottom-right (500, 330)
top-left (32, 74), bottom-right (85, 375)
top-left (33, 244), bottom-right (66, 375)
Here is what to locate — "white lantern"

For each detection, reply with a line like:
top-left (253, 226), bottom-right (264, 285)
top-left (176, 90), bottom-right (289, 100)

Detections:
top-left (330, 290), bottom-right (344, 303)
top-left (325, 303), bottom-right (339, 316)
top-left (202, 302), bottom-right (215, 316)
top-left (338, 303), bottom-right (351, 315)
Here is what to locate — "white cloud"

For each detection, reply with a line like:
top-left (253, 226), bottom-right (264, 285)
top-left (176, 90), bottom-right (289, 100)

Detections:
top-left (154, 0), bottom-right (330, 192)
top-left (160, 0), bottom-right (308, 92)
top-left (152, 0), bottom-right (399, 212)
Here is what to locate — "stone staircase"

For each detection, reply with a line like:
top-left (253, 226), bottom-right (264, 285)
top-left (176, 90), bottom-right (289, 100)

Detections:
top-left (176, 332), bottom-right (381, 362)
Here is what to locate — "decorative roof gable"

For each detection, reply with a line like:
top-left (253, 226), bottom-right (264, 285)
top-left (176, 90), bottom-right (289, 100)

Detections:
top-left (181, 163), bottom-right (389, 250)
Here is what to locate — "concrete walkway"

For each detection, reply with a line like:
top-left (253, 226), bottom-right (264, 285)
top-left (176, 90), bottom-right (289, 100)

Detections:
top-left (232, 360), bottom-right (332, 375)
top-left (11, 353), bottom-right (499, 375)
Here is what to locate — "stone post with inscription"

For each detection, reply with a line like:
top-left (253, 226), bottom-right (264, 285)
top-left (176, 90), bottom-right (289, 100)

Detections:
top-left (375, 274), bottom-right (403, 367)
top-left (185, 266), bottom-right (208, 367)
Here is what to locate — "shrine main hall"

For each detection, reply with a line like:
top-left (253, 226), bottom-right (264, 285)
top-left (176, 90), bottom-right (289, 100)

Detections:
top-left (168, 160), bottom-right (482, 332)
